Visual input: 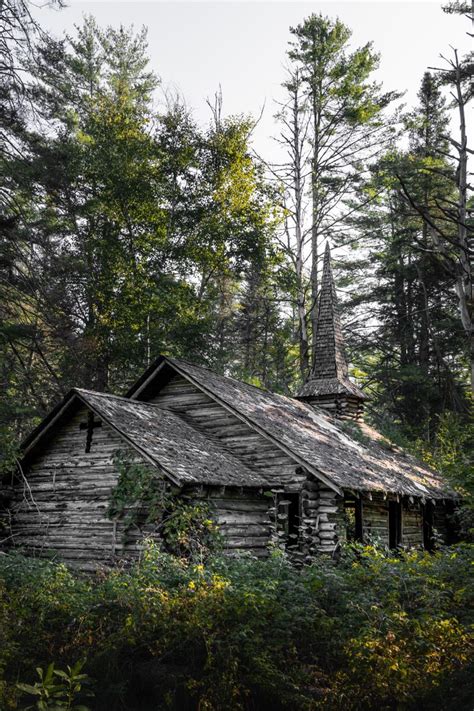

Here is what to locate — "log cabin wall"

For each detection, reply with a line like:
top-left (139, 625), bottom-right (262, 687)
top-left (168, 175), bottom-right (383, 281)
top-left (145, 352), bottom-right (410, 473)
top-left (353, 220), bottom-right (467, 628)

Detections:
top-left (360, 493), bottom-right (390, 546)
top-left (8, 406), bottom-right (162, 570)
top-left (336, 492), bottom-right (445, 549)
top-left (432, 503), bottom-right (446, 539)
top-left (8, 403), bottom-right (275, 568)
top-left (300, 478), bottom-right (343, 557)
top-left (147, 374), bottom-right (301, 487)
top-left (298, 484), bottom-right (449, 553)
top-left (402, 500), bottom-right (424, 547)
top-left (304, 394), bottom-right (364, 421)
top-left (186, 486), bottom-right (273, 558)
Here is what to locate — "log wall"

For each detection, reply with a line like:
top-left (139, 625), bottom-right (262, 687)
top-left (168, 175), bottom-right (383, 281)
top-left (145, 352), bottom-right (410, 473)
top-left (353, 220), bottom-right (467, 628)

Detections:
top-left (305, 394), bottom-right (364, 421)
top-left (186, 486), bottom-right (273, 558)
top-left (8, 406), bottom-right (161, 570)
top-left (299, 478), bottom-right (343, 558)
top-left (361, 494), bottom-right (390, 545)
top-left (297, 482), bottom-right (449, 556)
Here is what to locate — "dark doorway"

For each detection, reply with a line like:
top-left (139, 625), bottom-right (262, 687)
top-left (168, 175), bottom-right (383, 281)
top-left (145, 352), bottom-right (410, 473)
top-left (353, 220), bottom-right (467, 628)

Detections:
top-left (344, 495), bottom-right (363, 543)
top-left (423, 502), bottom-right (434, 551)
top-left (388, 500), bottom-right (402, 548)
top-left (278, 493), bottom-right (300, 548)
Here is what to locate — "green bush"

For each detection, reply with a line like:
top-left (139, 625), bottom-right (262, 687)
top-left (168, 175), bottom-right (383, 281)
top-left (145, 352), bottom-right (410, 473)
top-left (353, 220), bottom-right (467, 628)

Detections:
top-left (0, 543), bottom-right (472, 710)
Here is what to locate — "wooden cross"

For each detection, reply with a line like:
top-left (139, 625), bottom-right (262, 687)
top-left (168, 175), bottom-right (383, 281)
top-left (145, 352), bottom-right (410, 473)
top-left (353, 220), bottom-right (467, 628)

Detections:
top-left (79, 411), bottom-right (102, 452)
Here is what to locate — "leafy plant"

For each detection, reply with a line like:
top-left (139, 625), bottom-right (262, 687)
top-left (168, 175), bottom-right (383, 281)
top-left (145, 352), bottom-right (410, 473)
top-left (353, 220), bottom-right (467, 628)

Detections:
top-left (107, 451), bottom-right (167, 532)
top-left (108, 452), bottom-right (221, 557)
top-left (17, 661), bottom-right (93, 710)
top-left (1, 542), bottom-right (473, 710)
top-left (161, 497), bottom-right (222, 559)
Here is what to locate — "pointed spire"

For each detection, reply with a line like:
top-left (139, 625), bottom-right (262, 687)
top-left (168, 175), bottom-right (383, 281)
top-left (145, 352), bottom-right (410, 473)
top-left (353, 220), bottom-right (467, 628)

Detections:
top-left (311, 242), bottom-right (348, 382)
top-left (297, 242), bottom-right (366, 419)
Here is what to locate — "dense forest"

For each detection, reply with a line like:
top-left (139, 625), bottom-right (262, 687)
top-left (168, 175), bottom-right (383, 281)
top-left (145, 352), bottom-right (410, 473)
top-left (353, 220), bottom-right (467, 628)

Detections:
top-left (1, 1), bottom-right (473, 462)
top-left (0, 1), bottom-right (473, 709)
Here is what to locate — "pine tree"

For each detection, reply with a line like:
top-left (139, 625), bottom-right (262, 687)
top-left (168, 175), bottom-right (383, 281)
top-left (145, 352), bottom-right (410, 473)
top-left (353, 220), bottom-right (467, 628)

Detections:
top-left (286, 14), bottom-right (398, 361)
top-left (339, 73), bottom-right (467, 440)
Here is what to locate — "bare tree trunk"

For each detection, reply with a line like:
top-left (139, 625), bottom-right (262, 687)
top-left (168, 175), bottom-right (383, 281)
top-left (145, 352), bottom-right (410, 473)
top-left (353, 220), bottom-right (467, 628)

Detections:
top-left (309, 74), bottom-right (322, 365)
top-left (291, 71), bottom-right (310, 377)
top-left (451, 48), bottom-right (473, 392)
top-left (274, 67), bottom-right (310, 378)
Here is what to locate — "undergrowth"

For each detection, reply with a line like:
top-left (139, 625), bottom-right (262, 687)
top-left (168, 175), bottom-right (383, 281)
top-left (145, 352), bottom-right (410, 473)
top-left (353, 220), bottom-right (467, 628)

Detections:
top-left (0, 542), bottom-right (472, 710)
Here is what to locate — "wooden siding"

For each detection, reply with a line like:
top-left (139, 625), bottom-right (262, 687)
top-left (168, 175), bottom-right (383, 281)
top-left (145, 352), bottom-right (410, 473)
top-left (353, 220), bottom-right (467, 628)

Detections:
top-left (295, 484), bottom-right (451, 555)
top-left (9, 406), bottom-right (162, 570)
top-left (361, 494), bottom-right (390, 546)
top-left (403, 502), bottom-right (424, 548)
top-left (187, 486), bottom-right (273, 558)
top-left (147, 374), bottom-right (302, 487)
top-left (337, 493), bottom-right (444, 549)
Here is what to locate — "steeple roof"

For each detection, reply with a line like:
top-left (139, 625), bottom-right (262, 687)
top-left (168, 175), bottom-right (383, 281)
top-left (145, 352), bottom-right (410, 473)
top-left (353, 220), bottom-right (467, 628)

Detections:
top-left (298, 243), bottom-right (366, 400)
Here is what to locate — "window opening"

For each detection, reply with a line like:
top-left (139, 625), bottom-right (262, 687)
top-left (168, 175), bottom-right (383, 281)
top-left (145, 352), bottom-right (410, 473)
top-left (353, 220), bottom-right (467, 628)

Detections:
top-left (344, 494), bottom-right (363, 542)
top-left (278, 493), bottom-right (300, 548)
top-left (388, 500), bottom-right (402, 548)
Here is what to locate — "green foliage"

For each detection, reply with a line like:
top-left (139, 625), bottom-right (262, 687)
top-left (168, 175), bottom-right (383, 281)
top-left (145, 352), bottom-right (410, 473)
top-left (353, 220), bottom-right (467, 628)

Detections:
top-left (412, 410), bottom-right (474, 496)
top-left (1, 16), bottom-right (286, 458)
top-left (0, 545), bottom-right (472, 710)
top-left (107, 452), bottom-right (166, 531)
top-left (108, 453), bottom-right (221, 557)
top-left (161, 500), bottom-right (222, 559)
top-left (408, 409), bottom-right (474, 540)
top-left (17, 660), bottom-right (93, 711)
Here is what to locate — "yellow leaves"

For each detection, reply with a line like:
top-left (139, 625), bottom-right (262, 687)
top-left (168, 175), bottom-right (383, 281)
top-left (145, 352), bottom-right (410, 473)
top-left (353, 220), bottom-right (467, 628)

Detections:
top-left (187, 573), bottom-right (230, 595)
top-left (76, 129), bottom-right (94, 146)
top-left (211, 574), bottom-right (230, 592)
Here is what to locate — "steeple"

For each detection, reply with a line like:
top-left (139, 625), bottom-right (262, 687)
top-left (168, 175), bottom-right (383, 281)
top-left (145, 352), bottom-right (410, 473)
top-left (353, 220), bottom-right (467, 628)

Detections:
top-left (297, 243), bottom-right (366, 420)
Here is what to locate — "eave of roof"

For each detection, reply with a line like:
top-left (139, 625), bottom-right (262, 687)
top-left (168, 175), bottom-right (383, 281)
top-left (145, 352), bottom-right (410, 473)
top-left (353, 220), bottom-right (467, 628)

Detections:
top-left (297, 376), bottom-right (367, 400)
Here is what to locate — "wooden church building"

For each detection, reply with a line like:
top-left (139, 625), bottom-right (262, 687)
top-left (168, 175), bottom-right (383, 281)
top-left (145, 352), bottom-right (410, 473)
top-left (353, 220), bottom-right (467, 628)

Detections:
top-left (2, 245), bottom-right (458, 569)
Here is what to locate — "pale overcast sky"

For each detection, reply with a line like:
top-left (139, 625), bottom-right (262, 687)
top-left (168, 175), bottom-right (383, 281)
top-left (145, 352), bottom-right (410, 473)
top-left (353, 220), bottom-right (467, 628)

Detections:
top-left (35, 1), bottom-right (470, 161)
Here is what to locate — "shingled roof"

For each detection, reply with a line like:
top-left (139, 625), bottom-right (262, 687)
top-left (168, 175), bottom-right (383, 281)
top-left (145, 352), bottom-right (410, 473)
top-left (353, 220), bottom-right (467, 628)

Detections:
top-left (21, 358), bottom-right (457, 500)
top-left (130, 356), bottom-right (456, 501)
top-left (22, 389), bottom-right (271, 488)
top-left (298, 243), bottom-right (366, 401)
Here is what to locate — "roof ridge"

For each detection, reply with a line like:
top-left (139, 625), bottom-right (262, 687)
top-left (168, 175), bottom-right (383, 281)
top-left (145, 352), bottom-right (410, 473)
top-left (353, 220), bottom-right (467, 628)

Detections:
top-left (166, 356), bottom-right (277, 396)
top-left (168, 356), bottom-right (327, 413)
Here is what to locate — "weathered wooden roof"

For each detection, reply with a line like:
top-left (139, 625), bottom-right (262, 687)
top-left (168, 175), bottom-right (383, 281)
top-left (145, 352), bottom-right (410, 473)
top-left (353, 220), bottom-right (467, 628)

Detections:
top-left (132, 356), bottom-right (455, 500)
top-left (298, 243), bottom-right (366, 401)
top-left (22, 389), bottom-right (271, 488)
top-left (22, 355), bottom-right (457, 499)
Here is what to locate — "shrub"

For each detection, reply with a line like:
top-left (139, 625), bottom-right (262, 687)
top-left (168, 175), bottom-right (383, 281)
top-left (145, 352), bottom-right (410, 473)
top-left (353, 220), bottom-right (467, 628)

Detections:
top-left (0, 543), bottom-right (472, 710)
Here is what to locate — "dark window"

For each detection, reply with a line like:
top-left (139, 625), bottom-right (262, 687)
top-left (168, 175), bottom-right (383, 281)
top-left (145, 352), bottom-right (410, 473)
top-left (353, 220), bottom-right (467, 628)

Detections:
top-left (423, 502), bottom-right (434, 551)
top-left (344, 495), bottom-right (363, 542)
top-left (278, 493), bottom-right (300, 548)
top-left (389, 500), bottom-right (402, 548)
